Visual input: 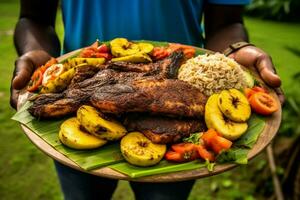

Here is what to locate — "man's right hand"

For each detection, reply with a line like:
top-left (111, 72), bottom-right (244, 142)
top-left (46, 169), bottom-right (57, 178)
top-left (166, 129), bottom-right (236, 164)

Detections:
top-left (10, 50), bottom-right (51, 109)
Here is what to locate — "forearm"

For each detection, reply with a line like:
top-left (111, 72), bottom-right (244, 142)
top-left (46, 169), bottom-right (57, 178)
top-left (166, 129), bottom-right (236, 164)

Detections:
top-left (14, 18), bottom-right (61, 57)
top-left (205, 23), bottom-right (248, 52)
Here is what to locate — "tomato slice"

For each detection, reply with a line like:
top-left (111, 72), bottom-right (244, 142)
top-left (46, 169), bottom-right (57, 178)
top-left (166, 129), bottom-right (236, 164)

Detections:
top-left (183, 48), bottom-right (196, 58)
top-left (90, 40), bottom-right (99, 49)
top-left (97, 44), bottom-right (109, 53)
top-left (195, 145), bottom-right (215, 161)
top-left (244, 88), bottom-right (256, 99)
top-left (171, 143), bottom-right (195, 153)
top-left (152, 47), bottom-right (170, 60)
top-left (79, 49), bottom-right (95, 58)
top-left (94, 52), bottom-right (112, 59)
top-left (252, 86), bottom-right (268, 93)
top-left (249, 92), bottom-right (278, 115)
top-left (27, 70), bottom-right (43, 92)
top-left (168, 43), bottom-right (195, 58)
top-left (201, 129), bottom-right (219, 147)
top-left (40, 58), bottom-right (58, 74)
top-left (165, 151), bottom-right (185, 162)
top-left (171, 143), bottom-right (199, 161)
top-left (210, 136), bottom-right (232, 154)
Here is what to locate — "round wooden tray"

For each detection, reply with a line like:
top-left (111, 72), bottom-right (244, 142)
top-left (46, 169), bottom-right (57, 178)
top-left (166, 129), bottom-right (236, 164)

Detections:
top-left (17, 46), bottom-right (282, 182)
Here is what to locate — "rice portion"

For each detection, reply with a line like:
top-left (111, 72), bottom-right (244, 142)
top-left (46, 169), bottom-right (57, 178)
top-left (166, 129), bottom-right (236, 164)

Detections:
top-left (178, 53), bottom-right (247, 96)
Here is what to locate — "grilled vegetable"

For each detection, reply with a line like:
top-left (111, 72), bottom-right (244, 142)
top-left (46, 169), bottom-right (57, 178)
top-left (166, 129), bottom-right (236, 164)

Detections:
top-left (59, 117), bottom-right (107, 149)
top-left (110, 38), bottom-right (154, 63)
top-left (27, 70), bottom-right (43, 92)
top-left (121, 132), bottom-right (166, 166)
top-left (195, 145), bottom-right (215, 161)
top-left (218, 89), bottom-right (251, 122)
top-left (152, 47), bottom-right (170, 60)
top-left (205, 94), bottom-right (248, 140)
top-left (209, 135), bottom-right (232, 154)
top-left (110, 38), bottom-right (140, 57)
top-left (77, 105), bottom-right (127, 141)
top-left (63, 57), bottom-right (106, 70)
top-left (138, 43), bottom-right (154, 54)
top-left (40, 67), bottom-right (76, 93)
top-left (249, 92), bottom-right (278, 115)
top-left (111, 53), bottom-right (152, 63)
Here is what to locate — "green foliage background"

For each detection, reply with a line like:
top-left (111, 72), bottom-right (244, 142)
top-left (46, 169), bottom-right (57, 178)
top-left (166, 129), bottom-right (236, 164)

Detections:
top-left (246, 0), bottom-right (300, 21)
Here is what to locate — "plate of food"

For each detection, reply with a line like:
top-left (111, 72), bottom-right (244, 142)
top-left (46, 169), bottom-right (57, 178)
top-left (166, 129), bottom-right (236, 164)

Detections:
top-left (12, 38), bottom-right (281, 182)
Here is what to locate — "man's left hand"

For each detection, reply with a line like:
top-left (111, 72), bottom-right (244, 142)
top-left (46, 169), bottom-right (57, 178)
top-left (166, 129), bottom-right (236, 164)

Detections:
top-left (229, 46), bottom-right (285, 105)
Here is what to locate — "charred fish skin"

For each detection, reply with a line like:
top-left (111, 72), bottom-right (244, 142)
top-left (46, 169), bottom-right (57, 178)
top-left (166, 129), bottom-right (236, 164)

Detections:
top-left (28, 52), bottom-right (205, 119)
top-left (124, 114), bottom-right (206, 144)
top-left (28, 94), bottom-right (84, 119)
top-left (91, 78), bottom-right (207, 118)
top-left (163, 51), bottom-right (184, 79)
top-left (28, 69), bottom-right (144, 119)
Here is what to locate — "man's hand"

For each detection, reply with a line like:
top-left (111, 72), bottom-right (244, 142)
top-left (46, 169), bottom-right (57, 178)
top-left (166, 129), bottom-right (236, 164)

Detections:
top-left (229, 46), bottom-right (285, 104)
top-left (10, 50), bottom-right (51, 109)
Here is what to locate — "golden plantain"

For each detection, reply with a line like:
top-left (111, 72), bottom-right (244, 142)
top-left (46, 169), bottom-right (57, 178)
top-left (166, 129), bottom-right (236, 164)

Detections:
top-left (59, 117), bottom-right (107, 149)
top-left (120, 132), bottom-right (166, 167)
top-left (138, 43), bottom-right (154, 54)
top-left (77, 105), bottom-right (127, 141)
top-left (218, 89), bottom-right (251, 122)
top-left (63, 57), bottom-right (106, 70)
top-left (205, 94), bottom-right (248, 140)
top-left (111, 52), bottom-right (152, 63)
top-left (110, 38), bottom-right (140, 57)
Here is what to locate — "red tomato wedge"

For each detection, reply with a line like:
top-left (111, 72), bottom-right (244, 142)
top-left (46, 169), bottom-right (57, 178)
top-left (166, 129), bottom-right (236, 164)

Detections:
top-left (90, 40), bottom-right (99, 49)
top-left (79, 41), bottom-right (112, 59)
top-left (252, 86), bottom-right (268, 93)
top-left (168, 43), bottom-right (196, 58)
top-left (27, 70), bottom-right (43, 92)
top-left (97, 44), bottom-right (109, 53)
top-left (171, 143), bottom-right (195, 153)
top-left (244, 88), bottom-right (256, 99)
top-left (94, 52), bottom-right (112, 59)
top-left (152, 47), bottom-right (170, 60)
top-left (171, 143), bottom-right (199, 161)
top-left (201, 129), bottom-right (219, 147)
top-left (244, 86), bottom-right (268, 99)
top-left (40, 57), bottom-right (57, 74)
top-left (249, 92), bottom-right (279, 115)
top-left (195, 145), bottom-right (215, 161)
top-left (165, 151), bottom-right (185, 162)
top-left (210, 136), bottom-right (232, 154)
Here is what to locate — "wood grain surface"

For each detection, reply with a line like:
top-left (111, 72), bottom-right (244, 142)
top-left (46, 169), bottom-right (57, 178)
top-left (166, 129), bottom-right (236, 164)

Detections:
top-left (17, 46), bottom-right (282, 182)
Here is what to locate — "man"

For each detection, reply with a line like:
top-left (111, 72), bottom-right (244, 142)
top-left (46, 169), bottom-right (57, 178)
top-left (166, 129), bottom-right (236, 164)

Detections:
top-left (11, 0), bottom-right (284, 199)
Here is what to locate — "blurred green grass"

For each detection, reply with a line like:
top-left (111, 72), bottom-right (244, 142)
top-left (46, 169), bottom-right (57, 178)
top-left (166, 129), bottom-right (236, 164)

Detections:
top-left (0, 1), bottom-right (299, 200)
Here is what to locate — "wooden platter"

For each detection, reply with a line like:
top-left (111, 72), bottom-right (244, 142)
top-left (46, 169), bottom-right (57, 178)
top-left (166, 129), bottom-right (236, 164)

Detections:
top-left (17, 46), bottom-right (282, 182)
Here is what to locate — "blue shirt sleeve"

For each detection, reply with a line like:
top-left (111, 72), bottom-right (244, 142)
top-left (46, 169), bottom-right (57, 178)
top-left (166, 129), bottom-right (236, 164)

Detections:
top-left (208, 0), bottom-right (251, 5)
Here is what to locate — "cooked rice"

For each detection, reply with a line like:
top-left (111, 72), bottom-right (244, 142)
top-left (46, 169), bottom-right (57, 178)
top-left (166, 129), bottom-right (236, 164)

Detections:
top-left (178, 53), bottom-right (247, 96)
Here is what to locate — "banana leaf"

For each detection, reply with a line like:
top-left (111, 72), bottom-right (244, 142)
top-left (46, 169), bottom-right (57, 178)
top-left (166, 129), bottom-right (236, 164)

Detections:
top-left (110, 160), bottom-right (206, 178)
top-left (12, 101), bottom-right (124, 170)
top-left (234, 115), bottom-right (266, 148)
top-left (108, 114), bottom-right (265, 178)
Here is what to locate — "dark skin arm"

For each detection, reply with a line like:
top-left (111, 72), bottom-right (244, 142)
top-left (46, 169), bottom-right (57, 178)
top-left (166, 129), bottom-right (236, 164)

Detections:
top-left (11, 0), bottom-right (60, 108)
top-left (204, 4), bottom-right (284, 104)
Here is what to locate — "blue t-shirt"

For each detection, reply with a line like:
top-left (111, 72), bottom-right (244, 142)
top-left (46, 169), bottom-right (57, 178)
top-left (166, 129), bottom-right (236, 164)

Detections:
top-left (61, 0), bottom-right (250, 53)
